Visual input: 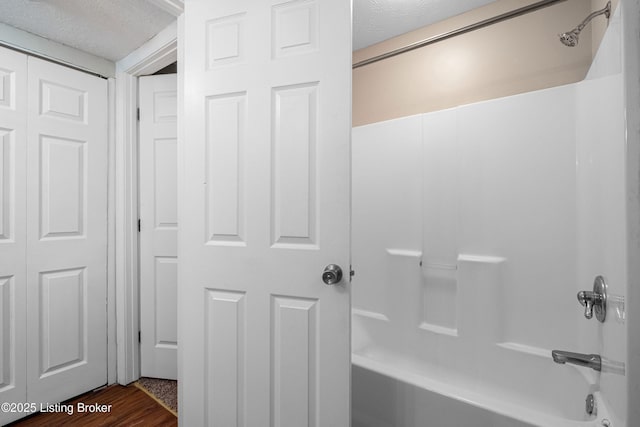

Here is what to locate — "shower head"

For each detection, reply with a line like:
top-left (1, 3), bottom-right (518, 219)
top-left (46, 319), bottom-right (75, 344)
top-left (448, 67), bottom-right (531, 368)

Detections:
top-left (559, 29), bottom-right (580, 47)
top-left (558, 1), bottom-right (611, 47)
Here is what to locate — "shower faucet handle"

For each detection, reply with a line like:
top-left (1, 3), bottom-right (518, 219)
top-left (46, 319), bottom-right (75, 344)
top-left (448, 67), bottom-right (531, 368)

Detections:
top-left (577, 291), bottom-right (597, 319)
top-left (577, 276), bottom-right (607, 322)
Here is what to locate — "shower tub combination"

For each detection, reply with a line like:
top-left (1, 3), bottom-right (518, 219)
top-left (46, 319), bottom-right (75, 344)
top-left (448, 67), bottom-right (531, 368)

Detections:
top-left (351, 4), bottom-right (626, 427)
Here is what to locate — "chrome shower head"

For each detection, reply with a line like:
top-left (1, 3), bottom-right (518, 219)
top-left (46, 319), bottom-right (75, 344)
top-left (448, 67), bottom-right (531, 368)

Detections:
top-left (559, 29), bottom-right (580, 47)
top-left (558, 1), bottom-right (611, 47)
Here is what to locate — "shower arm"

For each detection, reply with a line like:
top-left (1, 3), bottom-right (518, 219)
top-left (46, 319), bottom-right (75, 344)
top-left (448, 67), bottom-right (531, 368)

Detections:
top-left (572, 1), bottom-right (611, 35)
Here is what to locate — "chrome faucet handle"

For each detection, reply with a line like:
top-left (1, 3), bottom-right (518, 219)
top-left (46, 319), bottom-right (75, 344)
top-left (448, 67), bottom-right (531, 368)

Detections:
top-left (577, 276), bottom-right (607, 322)
top-left (577, 290), bottom-right (595, 319)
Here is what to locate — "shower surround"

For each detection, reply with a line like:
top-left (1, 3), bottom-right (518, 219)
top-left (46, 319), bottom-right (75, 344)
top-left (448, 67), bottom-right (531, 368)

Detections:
top-left (351, 5), bottom-right (626, 426)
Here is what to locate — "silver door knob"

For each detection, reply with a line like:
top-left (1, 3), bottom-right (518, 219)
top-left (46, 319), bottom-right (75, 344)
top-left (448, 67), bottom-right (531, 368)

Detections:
top-left (322, 264), bottom-right (343, 285)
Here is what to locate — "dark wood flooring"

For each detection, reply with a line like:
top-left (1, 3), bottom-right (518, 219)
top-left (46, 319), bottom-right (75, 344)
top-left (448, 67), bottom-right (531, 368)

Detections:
top-left (7, 384), bottom-right (177, 427)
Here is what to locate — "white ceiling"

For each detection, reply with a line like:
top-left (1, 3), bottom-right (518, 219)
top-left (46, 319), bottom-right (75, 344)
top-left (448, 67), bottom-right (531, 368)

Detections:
top-left (0, 0), bottom-right (499, 60)
top-left (353, 0), bottom-right (498, 50)
top-left (0, 0), bottom-right (175, 61)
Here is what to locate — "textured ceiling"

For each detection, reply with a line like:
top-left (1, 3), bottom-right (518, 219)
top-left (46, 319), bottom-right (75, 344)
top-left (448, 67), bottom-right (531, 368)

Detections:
top-left (0, 0), bottom-right (501, 59)
top-left (0, 0), bottom-right (175, 61)
top-left (353, 0), bottom-right (498, 50)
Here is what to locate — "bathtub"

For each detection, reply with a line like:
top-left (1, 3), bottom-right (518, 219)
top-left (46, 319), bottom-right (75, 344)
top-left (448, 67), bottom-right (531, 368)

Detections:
top-left (349, 246), bottom-right (617, 427)
top-left (352, 362), bottom-right (534, 427)
top-left (351, 311), bottom-right (616, 427)
top-left (351, 330), bottom-right (615, 426)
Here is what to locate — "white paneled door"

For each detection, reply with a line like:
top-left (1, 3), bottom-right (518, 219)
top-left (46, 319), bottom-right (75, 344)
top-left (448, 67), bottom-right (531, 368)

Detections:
top-left (0, 45), bottom-right (28, 426)
top-left (26, 56), bottom-right (108, 404)
top-left (0, 47), bottom-right (108, 424)
top-left (181, 0), bottom-right (352, 426)
top-left (139, 74), bottom-right (178, 380)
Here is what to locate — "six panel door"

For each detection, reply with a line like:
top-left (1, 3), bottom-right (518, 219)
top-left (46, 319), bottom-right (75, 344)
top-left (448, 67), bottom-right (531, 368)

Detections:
top-left (139, 74), bottom-right (178, 380)
top-left (0, 46), bottom-right (108, 425)
top-left (181, 0), bottom-right (352, 425)
top-left (25, 56), bottom-right (108, 405)
top-left (0, 45), bottom-right (28, 426)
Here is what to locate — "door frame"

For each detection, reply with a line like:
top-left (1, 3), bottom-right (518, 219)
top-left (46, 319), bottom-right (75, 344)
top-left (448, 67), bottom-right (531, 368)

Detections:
top-left (114, 19), bottom-right (180, 385)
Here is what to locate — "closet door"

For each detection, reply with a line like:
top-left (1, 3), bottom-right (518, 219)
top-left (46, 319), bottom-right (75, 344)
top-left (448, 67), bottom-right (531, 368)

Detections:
top-left (25, 57), bottom-right (108, 404)
top-left (139, 73), bottom-right (178, 380)
top-left (0, 46), bottom-right (28, 426)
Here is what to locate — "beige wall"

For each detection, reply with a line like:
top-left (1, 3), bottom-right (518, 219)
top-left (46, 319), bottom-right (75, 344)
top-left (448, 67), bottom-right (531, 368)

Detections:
top-left (353, 0), bottom-right (618, 126)
top-left (592, 0), bottom-right (618, 56)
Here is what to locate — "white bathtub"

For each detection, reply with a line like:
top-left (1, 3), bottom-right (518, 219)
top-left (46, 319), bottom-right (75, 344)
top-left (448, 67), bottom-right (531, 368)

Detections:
top-left (352, 361), bottom-right (536, 427)
top-left (349, 242), bottom-right (616, 427)
top-left (351, 326), bottom-right (616, 427)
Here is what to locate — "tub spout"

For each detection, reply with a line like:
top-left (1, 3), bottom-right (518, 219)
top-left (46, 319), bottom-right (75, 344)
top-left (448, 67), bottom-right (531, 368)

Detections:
top-left (552, 350), bottom-right (601, 371)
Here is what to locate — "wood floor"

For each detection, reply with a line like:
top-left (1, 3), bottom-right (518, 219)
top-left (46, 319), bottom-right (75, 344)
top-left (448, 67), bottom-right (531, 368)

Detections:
top-left (7, 384), bottom-right (177, 427)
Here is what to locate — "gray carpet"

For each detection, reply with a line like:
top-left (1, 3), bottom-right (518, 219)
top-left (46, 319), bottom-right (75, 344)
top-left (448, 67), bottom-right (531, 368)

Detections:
top-left (137, 377), bottom-right (178, 414)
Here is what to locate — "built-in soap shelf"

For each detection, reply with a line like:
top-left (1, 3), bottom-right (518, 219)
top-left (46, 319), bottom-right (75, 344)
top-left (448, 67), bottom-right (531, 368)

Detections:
top-left (352, 308), bottom-right (390, 322)
top-left (385, 248), bottom-right (422, 259)
top-left (457, 254), bottom-right (506, 264)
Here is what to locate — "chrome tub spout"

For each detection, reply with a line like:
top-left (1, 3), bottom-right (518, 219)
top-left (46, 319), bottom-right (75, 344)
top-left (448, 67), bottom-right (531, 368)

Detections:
top-left (552, 350), bottom-right (601, 371)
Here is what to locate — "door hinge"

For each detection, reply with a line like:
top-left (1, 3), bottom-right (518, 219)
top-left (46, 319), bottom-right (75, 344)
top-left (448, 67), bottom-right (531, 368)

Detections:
top-left (136, 107), bottom-right (140, 121)
top-left (138, 219), bottom-right (141, 232)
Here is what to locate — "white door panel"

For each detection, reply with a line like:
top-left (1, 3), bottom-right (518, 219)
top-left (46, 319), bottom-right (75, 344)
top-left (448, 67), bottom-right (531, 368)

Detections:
top-left (181, 0), bottom-right (351, 425)
top-left (139, 74), bottom-right (178, 380)
top-left (25, 56), bottom-right (108, 404)
top-left (0, 46), bottom-right (28, 426)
